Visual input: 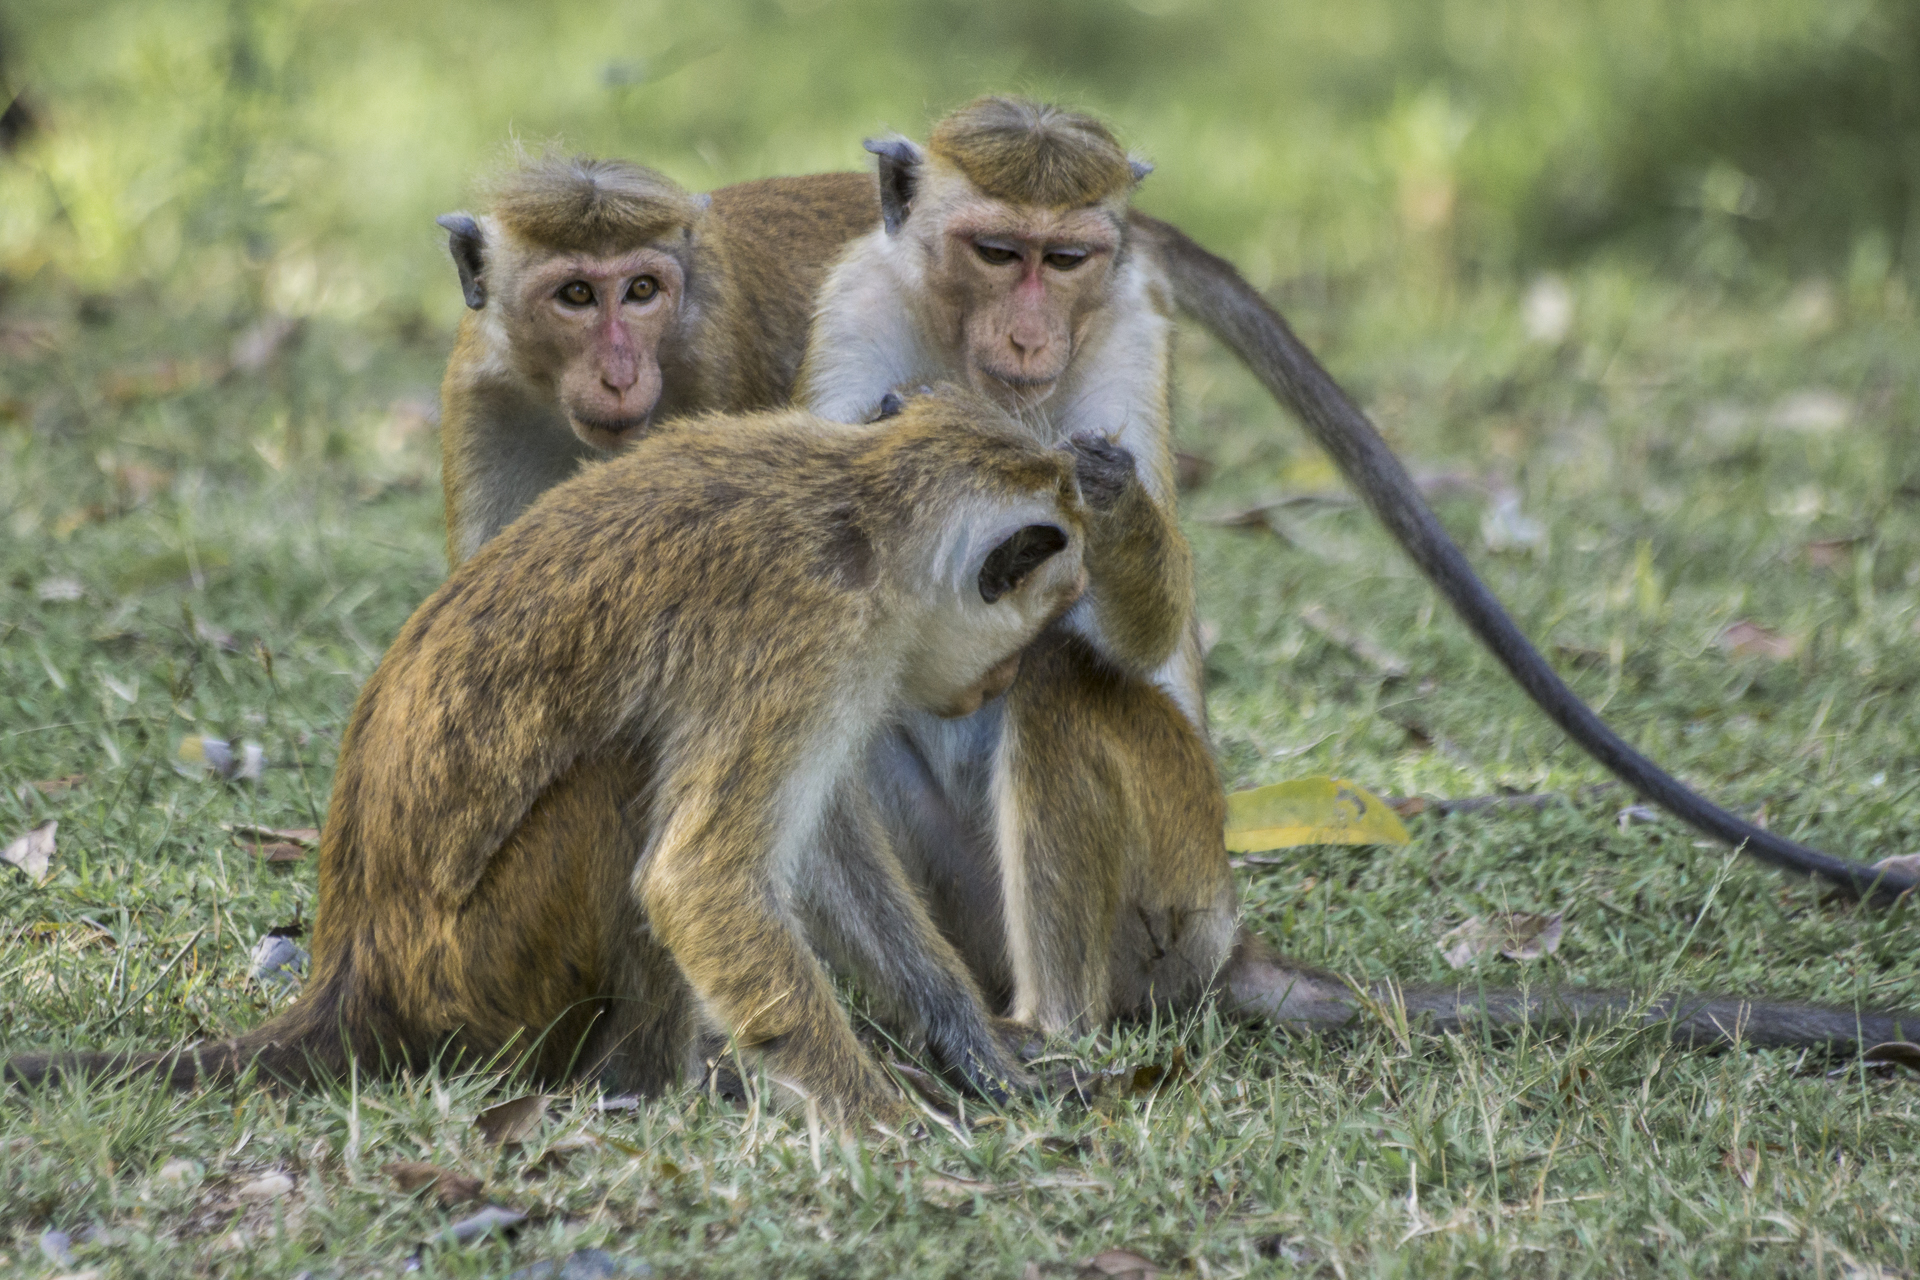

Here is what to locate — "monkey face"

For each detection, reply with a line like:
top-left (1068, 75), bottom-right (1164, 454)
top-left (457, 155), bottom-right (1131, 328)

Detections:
top-left (926, 195), bottom-right (1121, 410)
top-left (510, 246), bottom-right (688, 452)
top-left (902, 510), bottom-right (1087, 719)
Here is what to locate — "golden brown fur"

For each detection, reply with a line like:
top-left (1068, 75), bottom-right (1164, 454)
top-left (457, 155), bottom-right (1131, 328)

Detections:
top-left (926, 96), bottom-right (1137, 209)
top-left (6, 390), bottom-right (1092, 1125)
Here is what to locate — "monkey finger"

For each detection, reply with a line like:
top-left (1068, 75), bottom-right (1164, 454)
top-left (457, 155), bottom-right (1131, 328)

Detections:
top-left (1062, 432), bottom-right (1137, 508)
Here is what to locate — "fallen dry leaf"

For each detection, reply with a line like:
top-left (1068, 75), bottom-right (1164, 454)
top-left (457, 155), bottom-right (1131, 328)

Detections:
top-left (225, 823), bottom-right (320, 848)
top-left (1863, 1042), bottom-right (1920, 1073)
top-left (247, 935), bottom-right (308, 988)
top-left (3, 820), bottom-right (56, 885)
top-left (19, 774), bottom-right (85, 801)
top-left (384, 1160), bottom-right (484, 1207)
top-left (234, 1171), bottom-right (295, 1203)
top-left (1079, 1249), bottom-right (1162, 1278)
top-left (1480, 491), bottom-right (1547, 554)
top-left (1804, 537), bottom-right (1859, 570)
top-left (920, 1172), bottom-right (996, 1207)
top-left (1870, 852), bottom-right (1920, 880)
top-left (1173, 450), bottom-right (1214, 491)
top-left (35, 576), bottom-right (83, 603)
top-left (476, 1094), bottom-right (550, 1146)
top-left (1717, 620), bottom-right (1799, 661)
top-left (1300, 603), bottom-right (1410, 679)
top-left (1721, 1146), bottom-right (1761, 1189)
top-left (525, 1132), bottom-right (604, 1176)
top-left (1439, 912), bottom-right (1564, 970)
top-left (176, 735), bottom-right (265, 781)
top-left (245, 842), bottom-right (306, 863)
top-left (1226, 777), bottom-right (1410, 853)
top-left (438, 1204), bottom-right (528, 1247)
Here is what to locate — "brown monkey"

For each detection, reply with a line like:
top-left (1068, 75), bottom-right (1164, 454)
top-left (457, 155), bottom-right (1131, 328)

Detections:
top-left (5, 389), bottom-right (1092, 1125)
top-left (436, 153), bottom-right (876, 565)
top-left (798, 96), bottom-right (1916, 1045)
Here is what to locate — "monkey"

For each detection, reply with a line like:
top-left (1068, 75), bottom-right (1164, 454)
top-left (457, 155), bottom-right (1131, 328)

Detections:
top-left (5, 388), bottom-right (1097, 1126)
top-left (421, 115), bottom-right (1910, 1055)
top-left (434, 132), bottom-right (1910, 906)
top-left (435, 152), bottom-right (877, 565)
top-left (790, 96), bottom-right (1916, 1050)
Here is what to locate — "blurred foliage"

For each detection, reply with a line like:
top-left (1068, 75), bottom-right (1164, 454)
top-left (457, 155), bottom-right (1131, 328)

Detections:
top-left (1, 0), bottom-right (1917, 338)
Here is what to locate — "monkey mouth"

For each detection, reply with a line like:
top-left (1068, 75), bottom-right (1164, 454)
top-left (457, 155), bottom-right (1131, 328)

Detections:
top-left (570, 412), bottom-right (655, 450)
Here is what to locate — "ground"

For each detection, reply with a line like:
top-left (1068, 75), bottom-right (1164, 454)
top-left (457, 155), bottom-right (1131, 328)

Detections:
top-left (2, 263), bottom-right (1917, 1276)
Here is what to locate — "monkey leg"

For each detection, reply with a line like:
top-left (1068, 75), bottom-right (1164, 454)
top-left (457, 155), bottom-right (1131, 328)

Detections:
top-left (997, 630), bottom-right (1236, 1034)
top-left (637, 786), bottom-right (906, 1126)
top-left (868, 717), bottom-right (1012, 1005)
top-left (798, 779), bottom-right (1030, 1101)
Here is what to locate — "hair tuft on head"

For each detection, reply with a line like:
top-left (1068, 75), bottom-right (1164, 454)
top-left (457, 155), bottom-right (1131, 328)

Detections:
top-left (927, 96), bottom-right (1135, 209)
top-left (484, 149), bottom-right (702, 253)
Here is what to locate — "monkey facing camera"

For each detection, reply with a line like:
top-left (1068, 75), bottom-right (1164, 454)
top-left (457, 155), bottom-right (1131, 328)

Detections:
top-left (7, 390), bottom-right (1096, 1127)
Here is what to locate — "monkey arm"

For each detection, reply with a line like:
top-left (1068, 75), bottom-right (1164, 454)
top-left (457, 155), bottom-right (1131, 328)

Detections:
top-left (1062, 433), bottom-right (1196, 675)
top-left (796, 779), bottom-right (1029, 1101)
top-left (634, 757), bottom-right (907, 1126)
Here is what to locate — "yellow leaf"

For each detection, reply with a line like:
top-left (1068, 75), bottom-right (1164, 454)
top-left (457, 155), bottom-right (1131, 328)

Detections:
top-left (1225, 777), bottom-right (1410, 852)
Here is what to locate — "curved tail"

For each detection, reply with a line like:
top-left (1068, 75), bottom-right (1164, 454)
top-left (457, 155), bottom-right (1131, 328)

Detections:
top-left (5, 969), bottom-right (358, 1092)
top-left (1143, 214), bottom-right (1916, 905)
top-left (1221, 934), bottom-right (1914, 1053)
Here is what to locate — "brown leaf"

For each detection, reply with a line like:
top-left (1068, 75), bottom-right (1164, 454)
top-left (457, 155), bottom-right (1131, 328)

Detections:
top-left (384, 1160), bottom-right (484, 1207)
top-left (1863, 1042), bottom-right (1920, 1073)
top-left (920, 1172), bottom-right (997, 1207)
top-left (1388, 795), bottom-right (1428, 818)
top-left (3, 820), bottom-right (56, 885)
top-left (1716, 620), bottom-right (1799, 661)
top-left (245, 842), bottom-right (306, 864)
top-left (475, 1094), bottom-right (549, 1146)
top-left (225, 823), bottom-right (320, 848)
top-left (234, 1170), bottom-right (295, 1203)
top-left (1173, 450), bottom-right (1214, 492)
top-left (1804, 537), bottom-right (1859, 570)
top-left (1870, 853), bottom-right (1920, 880)
top-left (525, 1133), bottom-right (602, 1177)
top-left (1438, 912), bottom-right (1564, 970)
top-left (1300, 603), bottom-right (1410, 680)
top-left (20, 774), bottom-right (85, 800)
top-left (1721, 1146), bottom-right (1761, 1189)
top-left (1079, 1249), bottom-right (1162, 1279)
top-left (438, 1204), bottom-right (527, 1246)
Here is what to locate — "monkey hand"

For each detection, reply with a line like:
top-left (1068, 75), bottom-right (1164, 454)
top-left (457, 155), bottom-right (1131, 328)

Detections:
top-left (1063, 432), bottom-right (1138, 510)
top-left (871, 385), bottom-right (938, 422)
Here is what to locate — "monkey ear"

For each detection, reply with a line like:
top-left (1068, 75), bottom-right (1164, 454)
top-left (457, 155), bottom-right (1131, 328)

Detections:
top-left (978, 524), bottom-right (1069, 604)
top-left (1128, 156), bottom-right (1154, 184)
top-left (863, 135), bottom-right (924, 236)
top-left (436, 213), bottom-right (487, 310)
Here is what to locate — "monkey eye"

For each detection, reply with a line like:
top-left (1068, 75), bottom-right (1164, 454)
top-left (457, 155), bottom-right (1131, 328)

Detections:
top-left (627, 275), bottom-right (660, 303)
top-left (557, 281), bottom-right (595, 307)
top-left (973, 241), bottom-right (1021, 266)
top-left (1042, 249), bottom-right (1089, 271)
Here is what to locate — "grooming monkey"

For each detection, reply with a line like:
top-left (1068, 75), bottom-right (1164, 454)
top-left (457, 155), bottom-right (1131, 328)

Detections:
top-left (434, 130), bottom-right (1908, 902)
top-left (436, 153), bottom-right (876, 564)
top-left (428, 115), bottom-right (1912, 1051)
top-left (6, 390), bottom-right (1095, 1124)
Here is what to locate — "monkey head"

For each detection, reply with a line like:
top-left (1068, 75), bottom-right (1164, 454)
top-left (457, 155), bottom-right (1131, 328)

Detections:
top-left (439, 154), bottom-right (708, 452)
top-left (864, 98), bottom-right (1152, 412)
top-left (868, 387), bottom-right (1090, 717)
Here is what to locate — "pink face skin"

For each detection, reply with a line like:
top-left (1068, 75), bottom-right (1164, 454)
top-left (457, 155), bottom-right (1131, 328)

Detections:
top-left (513, 248), bottom-right (687, 452)
top-left (932, 204), bottom-right (1119, 407)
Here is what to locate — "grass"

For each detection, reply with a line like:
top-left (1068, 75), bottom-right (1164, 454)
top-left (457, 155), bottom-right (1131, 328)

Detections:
top-left (2, 256), bottom-right (1918, 1278)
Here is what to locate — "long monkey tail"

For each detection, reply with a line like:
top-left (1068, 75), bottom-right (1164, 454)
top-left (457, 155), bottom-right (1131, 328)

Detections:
top-left (4, 965), bottom-right (361, 1093)
top-left (1140, 214), bottom-right (1918, 906)
top-left (1219, 934), bottom-right (1914, 1054)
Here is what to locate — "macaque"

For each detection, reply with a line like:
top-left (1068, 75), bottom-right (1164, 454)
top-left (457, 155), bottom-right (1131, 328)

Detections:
top-left (6, 389), bottom-right (1094, 1125)
top-left (795, 96), bottom-right (1914, 1044)
top-left (436, 153), bottom-right (876, 564)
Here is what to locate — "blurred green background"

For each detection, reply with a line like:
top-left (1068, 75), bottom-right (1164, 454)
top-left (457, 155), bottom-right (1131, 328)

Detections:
top-left (4, 0), bottom-right (1917, 327)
